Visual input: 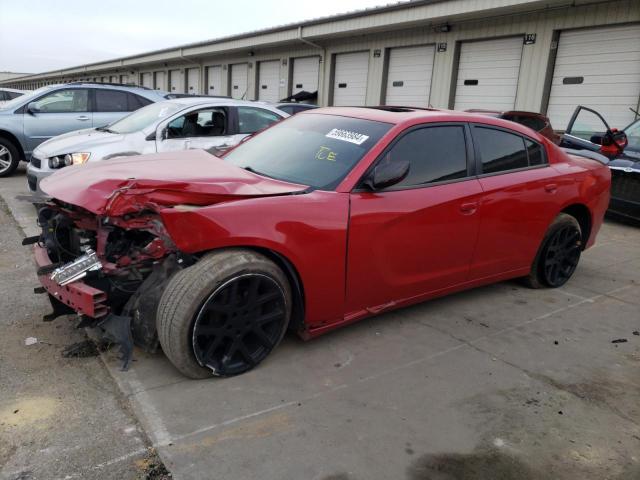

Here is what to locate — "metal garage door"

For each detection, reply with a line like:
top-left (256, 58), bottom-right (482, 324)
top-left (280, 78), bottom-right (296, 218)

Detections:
top-left (206, 66), bottom-right (222, 95)
top-left (120, 74), bottom-right (130, 85)
top-left (258, 60), bottom-right (280, 102)
top-left (385, 45), bottom-right (435, 107)
top-left (547, 24), bottom-right (640, 130)
top-left (141, 73), bottom-right (153, 89)
top-left (230, 63), bottom-right (248, 99)
top-left (169, 69), bottom-right (184, 93)
top-left (454, 37), bottom-right (524, 111)
top-left (186, 68), bottom-right (200, 95)
top-left (333, 51), bottom-right (369, 106)
top-left (292, 56), bottom-right (320, 96)
top-left (154, 71), bottom-right (166, 90)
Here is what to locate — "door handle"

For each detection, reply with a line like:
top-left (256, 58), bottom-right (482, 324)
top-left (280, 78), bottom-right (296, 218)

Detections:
top-left (76, 115), bottom-right (90, 121)
top-left (460, 202), bottom-right (478, 215)
top-left (544, 183), bottom-right (558, 193)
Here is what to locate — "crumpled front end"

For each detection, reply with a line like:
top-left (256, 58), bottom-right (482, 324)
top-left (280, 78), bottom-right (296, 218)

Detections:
top-left (27, 199), bottom-right (191, 369)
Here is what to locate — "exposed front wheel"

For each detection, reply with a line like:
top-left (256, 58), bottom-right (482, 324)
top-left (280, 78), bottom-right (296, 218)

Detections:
top-left (524, 213), bottom-right (582, 289)
top-left (0, 139), bottom-right (20, 177)
top-left (157, 249), bottom-right (292, 379)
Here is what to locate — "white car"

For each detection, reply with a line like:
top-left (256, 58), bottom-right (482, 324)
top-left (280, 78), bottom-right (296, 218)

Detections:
top-left (0, 87), bottom-right (28, 106)
top-left (27, 97), bottom-right (289, 195)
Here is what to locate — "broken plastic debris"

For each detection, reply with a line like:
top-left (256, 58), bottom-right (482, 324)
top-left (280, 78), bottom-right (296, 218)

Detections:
top-left (24, 337), bottom-right (38, 346)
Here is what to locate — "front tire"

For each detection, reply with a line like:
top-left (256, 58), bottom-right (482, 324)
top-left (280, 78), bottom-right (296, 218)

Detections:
top-left (524, 213), bottom-right (582, 289)
top-left (0, 138), bottom-right (20, 177)
top-left (157, 249), bottom-right (292, 379)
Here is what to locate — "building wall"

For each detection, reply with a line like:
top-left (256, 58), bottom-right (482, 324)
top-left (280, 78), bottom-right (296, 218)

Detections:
top-left (2, 0), bottom-right (639, 117)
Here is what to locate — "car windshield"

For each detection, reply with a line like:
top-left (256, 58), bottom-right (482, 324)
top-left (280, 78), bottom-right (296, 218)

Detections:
top-left (224, 113), bottom-right (391, 190)
top-left (0, 86), bottom-right (51, 110)
top-left (625, 119), bottom-right (640, 152)
top-left (106, 101), bottom-right (183, 134)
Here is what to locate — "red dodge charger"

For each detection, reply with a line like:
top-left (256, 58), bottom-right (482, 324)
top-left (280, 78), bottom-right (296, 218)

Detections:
top-left (29, 107), bottom-right (611, 378)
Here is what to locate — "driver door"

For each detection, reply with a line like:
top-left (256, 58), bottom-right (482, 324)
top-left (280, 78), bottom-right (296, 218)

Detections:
top-left (560, 106), bottom-right (618, 157)
top-left (156, 107), bottom-right (235, 154)
top-left (345, 124), bottom-right (482, 317)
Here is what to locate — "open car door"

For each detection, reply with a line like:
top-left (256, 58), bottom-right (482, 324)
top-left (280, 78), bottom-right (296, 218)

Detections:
top-left (560, 106), bottom-right (628, 159)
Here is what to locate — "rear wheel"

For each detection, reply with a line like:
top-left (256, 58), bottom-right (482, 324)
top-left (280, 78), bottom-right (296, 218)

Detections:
top-left (524, 213), bottom-right (582, 288)
top-left (0, 138), bottom-right (20, 177)
top-left (157, 249), bottom-right (292, 379)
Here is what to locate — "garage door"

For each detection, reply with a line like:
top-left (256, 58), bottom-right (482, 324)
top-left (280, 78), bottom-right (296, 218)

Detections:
top-left (120, 74), bottom-right (130, 85)
top-left (169, 69), bottom-right (184, 93)
top-left (230, 63), bottom-right (248, 99)
top-left (454, 37), bottom-right (524, 111)
top-left (258, 60), bottom-right (280, 103)
top-left (385, 45), bottom-right (435, 107)
top-left (186, 68), bottom-right (200, 95)
top-left (547, 24), bottom-right (640, 130)
top-left (206, 66), bottom-right (222, 95)
top-left (292, 56), bottom-right (320, 96)
top-left (333, 51), bottom-right (369, 106)
top-left (141, 73), bottom-right (153, 89)
top-left (154, 71), bottom-right (166, 90)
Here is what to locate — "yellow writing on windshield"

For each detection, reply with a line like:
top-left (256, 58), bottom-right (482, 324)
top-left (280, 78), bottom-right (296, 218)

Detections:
top-left (316, 146), bottom-right (337, 162)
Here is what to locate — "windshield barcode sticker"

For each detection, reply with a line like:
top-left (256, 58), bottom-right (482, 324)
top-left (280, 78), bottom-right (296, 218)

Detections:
top-left (326, 128), bottom-right (370, 145)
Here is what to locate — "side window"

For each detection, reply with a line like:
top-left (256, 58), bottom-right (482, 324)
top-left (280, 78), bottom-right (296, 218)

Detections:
top-left (237, 107), bottom-right (282, 134)
top-left (7, 91), bottom-right (23, 100)
top-left (95, 89), bottom-right (128, 112)
top-left (474, 127), bottom-right (528, 174)
top-left (0, 92), bottom-right (6, 101)
top-left (379, 126), bottom-right (468, 188)
top-left (166, 108), bottom-right (227, 138)
top-left (128, 94), bottom-right (152, 111)
top-left (525, 139), bottom-right (545, 166)
top-left (32, 89), bottom-right (89, 113)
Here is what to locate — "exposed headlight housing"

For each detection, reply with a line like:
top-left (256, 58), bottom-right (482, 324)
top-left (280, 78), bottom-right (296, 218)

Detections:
top-left (48, 152), bottom-right (90, 169)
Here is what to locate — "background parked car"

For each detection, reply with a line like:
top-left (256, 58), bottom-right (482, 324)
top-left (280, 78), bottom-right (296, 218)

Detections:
top-left (0, 82), bottom-right (170, 177)
top-left (0, 87), bottom-right (28, 106)
top-left (274, 103), bottom-right (319, 115)
top-left (560, 105), bottom-right (640, 222)
top-left (466, 109), bottom-right (561, 144)
top-left (27, 98), bottom-right (288, 194)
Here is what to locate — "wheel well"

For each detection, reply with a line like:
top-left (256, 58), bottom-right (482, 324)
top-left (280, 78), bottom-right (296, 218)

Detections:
top-left (250, 247), bottom-right (306, 333)
top-left (561, 204), bottom-right (592, 249)
top-left (0, 130), bottom-right (25, 160)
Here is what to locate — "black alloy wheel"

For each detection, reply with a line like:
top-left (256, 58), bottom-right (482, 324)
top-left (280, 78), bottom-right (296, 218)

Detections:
top-left (540, 222), bottom-right (582, 287)
top-left (192, 273), bottom-right (287, 376)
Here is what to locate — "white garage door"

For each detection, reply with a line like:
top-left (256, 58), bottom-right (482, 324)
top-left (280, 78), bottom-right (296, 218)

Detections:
top-left (169, 69), bottom-right (184, 93)
top-left (292, 56), bottom-right (320, 96)
top-left (258, 60), bottom-right (280, 102)
top-left (120, 74), bottom-right (130, 85)
top-left (333, 51), bottom-right (369, 106)
top-left (186, 68), bottom-right (200, 95)
top-left (155, 71), bottom-right (166, 90)
top-left (206, 66), bottom-right (222, 95)
top-left (141, 73), bottom-right (153, 89)
top-left (230, 63), bottom-right (248, 99)
top-left (454, 37), bottom-right (524, 111)
top-left (385, 45), bottom-right (435, 107)
top-left (547, 24), bottom-right (640, 130)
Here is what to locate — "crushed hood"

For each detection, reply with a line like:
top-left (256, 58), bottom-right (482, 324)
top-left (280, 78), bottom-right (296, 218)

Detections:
top-left (40, 149), bottom-right (308, 216)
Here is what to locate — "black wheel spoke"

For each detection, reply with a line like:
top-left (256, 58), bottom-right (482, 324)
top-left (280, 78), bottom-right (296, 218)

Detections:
top-left (542, 224), bottom-right (581, 287)
top-left (192, 273), bottom-right (286, 375)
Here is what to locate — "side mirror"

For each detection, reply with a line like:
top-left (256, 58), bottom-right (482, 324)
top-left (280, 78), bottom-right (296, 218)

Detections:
top-left (600, 130), bottom-right (628, 156)
top-left (26, 102), bottom-right (40, 115)
top-left (363, 160), bottom-right (410, 191)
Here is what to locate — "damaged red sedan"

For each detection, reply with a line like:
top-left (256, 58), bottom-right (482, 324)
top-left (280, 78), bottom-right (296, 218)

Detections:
top-left (28, 107), bottom-right (611, 378)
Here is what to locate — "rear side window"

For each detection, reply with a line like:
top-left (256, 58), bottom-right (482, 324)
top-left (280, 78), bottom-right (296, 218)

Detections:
top-left (237, 107), bottom-right (282, 134)
top-left (525, 139), bottom-right (545, 166)
top-left (380, 126), bottom-right (468, 188)
top-left (95, 89), bottom-right (128, 112)
top-left (128, 93), bottom-right (152, 111)
top-left (474, 127), bottom-right (529, 174)
top-left (6, 91), bottom-right (23, 100)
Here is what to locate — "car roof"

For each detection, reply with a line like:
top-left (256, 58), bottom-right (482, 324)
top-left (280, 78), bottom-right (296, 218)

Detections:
top-left (304, 107), bottom-right (547, 140)
top-left (163, 96), bottom-right (287, 110)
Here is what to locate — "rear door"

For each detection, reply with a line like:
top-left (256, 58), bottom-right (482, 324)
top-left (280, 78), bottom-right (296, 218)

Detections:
top-left (346, 124), bottom-right (482, 316)
top-left (23, 88), bottom-right (91, 152)
top-left (469, 125), bottom-right (560, 279)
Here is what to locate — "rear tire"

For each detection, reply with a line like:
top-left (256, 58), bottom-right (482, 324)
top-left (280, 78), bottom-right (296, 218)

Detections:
top-left (523, 213), bottom-right (582, 289)
top-left (0, 138), bottom-right (20, 177)
top-left (157, 249), bottom-right (292, 379)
